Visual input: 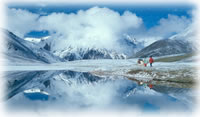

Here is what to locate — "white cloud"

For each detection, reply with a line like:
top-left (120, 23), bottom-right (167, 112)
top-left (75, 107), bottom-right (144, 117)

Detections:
top-left (5, 6), bottom-right (194, 53)
top-left (147, 14), bottom-right (192, 38)
top-left (6, 8), bottom-right (40, 38)
top-left (37, 7), bottom-right (143, 51)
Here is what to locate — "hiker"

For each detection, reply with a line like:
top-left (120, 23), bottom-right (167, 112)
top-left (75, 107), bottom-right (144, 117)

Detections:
top-left (149, 56), bottom-right (154, 67)
top-left (148, 84), bottom-right (153, 89)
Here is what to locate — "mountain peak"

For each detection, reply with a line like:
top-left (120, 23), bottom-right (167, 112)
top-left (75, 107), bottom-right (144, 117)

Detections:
top-left (53, 46), bottom-right (127, 61)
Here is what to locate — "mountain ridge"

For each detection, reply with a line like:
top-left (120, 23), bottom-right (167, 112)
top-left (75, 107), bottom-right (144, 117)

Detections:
top-left (2, 29), bottom-right (63, 64)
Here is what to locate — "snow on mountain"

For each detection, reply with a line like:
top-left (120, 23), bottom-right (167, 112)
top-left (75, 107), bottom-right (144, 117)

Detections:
top-left (24, 36), bottom-right (50, 43)
top-left (34, 33), bottom-right (143, 60)
top-left (24, 36), bottom-right (52, 52)
top-left (1, 29), bottom-right (63, 64)
top-left (134, 25), bottom-right (196, 58)
top-left (23, 34), bottom-right (136, 61)
top-left (123, 34), bottom-right (137, 45)
top-left (53, 46), bottom-right (127, 61)
top-left (134, 39), bottom-right (194, 58)
top-left (51, 33), bottom-right (147, 61)
top-left (121, 34), bottom-right (144, 55)
top-left (24, 88), bottom-right (49, 95)
top-left (49, 33), bottom-right (143, 61)
top-left (169, 25), bottom-right (196, 41)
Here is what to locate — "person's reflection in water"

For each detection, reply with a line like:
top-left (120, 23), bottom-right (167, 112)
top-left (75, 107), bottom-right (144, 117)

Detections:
top-left (127, 78), bottom-right (154, 95)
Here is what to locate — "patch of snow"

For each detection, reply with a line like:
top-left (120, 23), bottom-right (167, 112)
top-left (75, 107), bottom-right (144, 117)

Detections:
top-left (24, 88), bottom-right (49, 95)
top-left (24, 36), bottom-right (50, 43)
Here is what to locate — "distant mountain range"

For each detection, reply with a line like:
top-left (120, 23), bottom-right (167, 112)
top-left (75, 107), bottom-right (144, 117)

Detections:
top-left (134, 26), bottom-right (196, 58)
top-left (1, 25), bottom-right (196, 63)
top-left (25, 37), bottom-right (128, 61)
top-left (53, 47), bottom-right (126, 61)
top-left (134, 39), bottom-right (194, 58)
top-left (2, 29), bottom-right (127, 63)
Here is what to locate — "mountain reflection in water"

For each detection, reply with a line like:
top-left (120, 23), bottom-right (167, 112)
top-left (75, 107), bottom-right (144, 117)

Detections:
top-left (5, 70), bottom-right (195, 112)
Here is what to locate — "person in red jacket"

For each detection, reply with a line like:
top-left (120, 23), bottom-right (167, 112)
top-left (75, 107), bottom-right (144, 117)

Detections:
top-left (149, 56), bottom-right (154, 67)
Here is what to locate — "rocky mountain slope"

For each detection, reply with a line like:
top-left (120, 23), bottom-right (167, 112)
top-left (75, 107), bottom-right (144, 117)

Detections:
top-left (1, 29), bottom-right (62, 64)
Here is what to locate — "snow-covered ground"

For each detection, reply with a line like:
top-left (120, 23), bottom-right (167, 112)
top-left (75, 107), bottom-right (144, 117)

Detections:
top-left (2, 59), bottom-right (195, 71)
top-left (2, 58), bottom-right (197, 83)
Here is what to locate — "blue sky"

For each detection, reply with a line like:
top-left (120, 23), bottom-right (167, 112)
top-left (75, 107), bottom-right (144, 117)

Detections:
top-left (8, 4), bottom-right (194, 28)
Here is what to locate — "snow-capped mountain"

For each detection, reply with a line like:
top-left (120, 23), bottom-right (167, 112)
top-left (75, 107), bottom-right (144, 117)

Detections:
top-left (22, 34), bottom-right (136, 61)
top-left (53, 47), bottom-right (127, 61)
top-left (29, 33), bottom-right (143, 61)
top-left (1, 29), bottom-right (63, 64)
top-left (121, 34), bottom-right (144, 55)
top-left (134, 39), bottom-right (194, 58)
top-left (24, 36), bottom-right (52, 51)
top-left (169, 25), bottom-right (196, 41)
top-left (24, 36), bottom-right (50, 43)
top-left (134, 26), bottom-right (196, 58)
top-left (38, 33), bottom-right (141, 61)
